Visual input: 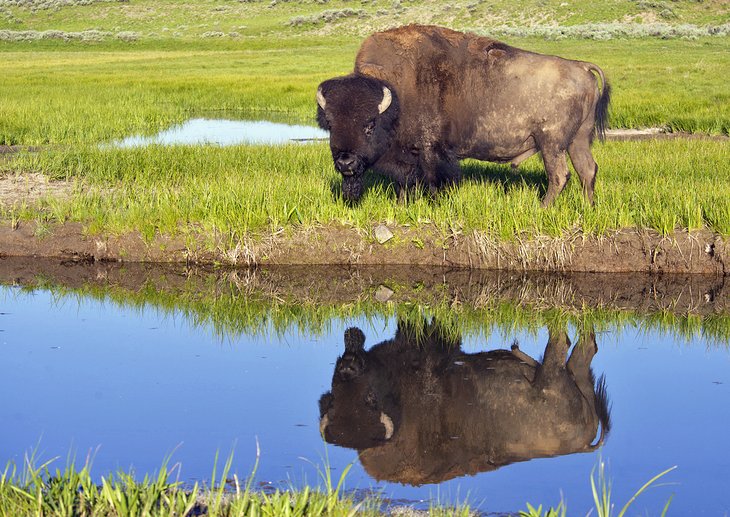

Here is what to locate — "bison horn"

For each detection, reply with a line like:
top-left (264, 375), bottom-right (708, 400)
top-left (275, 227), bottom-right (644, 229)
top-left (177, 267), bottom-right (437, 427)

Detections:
top-left (316, 87), bottom-right (326, 110)
top-left (378, 86), bottom-right (392, 114)
top-left (319, 414), bottom-right (329, 438)
top-left (380, 412), bottom-right (394, 440)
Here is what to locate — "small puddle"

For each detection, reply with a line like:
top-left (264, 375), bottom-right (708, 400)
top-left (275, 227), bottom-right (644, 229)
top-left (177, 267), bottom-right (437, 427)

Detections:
top-left (115, 118), bottom-right (328, 147)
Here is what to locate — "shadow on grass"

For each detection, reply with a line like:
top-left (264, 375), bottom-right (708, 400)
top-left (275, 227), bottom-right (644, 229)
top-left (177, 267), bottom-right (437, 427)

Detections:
top-left (327, 160), bottom-right (549, 205)
top-left (461, 160), bottom-right (548, 198)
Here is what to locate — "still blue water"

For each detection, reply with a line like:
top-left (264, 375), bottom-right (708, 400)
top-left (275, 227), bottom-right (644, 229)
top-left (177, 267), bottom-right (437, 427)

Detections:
top-left (114, 118), bottom-right (328, 147)
top-left (1, 286), bottom-right (729, 515)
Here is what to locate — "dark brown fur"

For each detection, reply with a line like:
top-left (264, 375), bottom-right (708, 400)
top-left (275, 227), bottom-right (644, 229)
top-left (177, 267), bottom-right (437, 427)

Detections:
top-left (317, 24), bottom-right (611, 206)
top-left (319, 321), bottom-right (611, 485)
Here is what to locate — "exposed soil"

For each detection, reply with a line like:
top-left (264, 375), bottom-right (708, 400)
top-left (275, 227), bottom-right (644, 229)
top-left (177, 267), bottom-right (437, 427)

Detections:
top-left (0, 172), bottom-right (75, 204)
top-left (0, 219), bottom-right (726, 275)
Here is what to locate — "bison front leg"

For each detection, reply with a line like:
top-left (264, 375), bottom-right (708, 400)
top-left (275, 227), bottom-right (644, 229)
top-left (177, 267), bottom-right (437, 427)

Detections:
top-left (540, 147), bottom-right (571, 207)
top-left (565, 327), bottom-right (600, 414)
top-left (420, 148), bottom-right (461, 196)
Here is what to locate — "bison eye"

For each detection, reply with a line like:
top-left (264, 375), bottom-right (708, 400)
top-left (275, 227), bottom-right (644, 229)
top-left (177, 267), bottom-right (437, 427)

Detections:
top-left (364, 120), bottom-right (375, 137)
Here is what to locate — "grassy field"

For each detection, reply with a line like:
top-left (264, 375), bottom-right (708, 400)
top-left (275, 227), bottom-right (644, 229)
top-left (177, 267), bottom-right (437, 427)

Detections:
top-left (6, 138), bottom-right (730, 239)
top-left (0, 448), bottom-right (392, 517)
top-left (1, 37), bottom-right (729, 145)
top-left (0, 0), bottom-right (729, 246)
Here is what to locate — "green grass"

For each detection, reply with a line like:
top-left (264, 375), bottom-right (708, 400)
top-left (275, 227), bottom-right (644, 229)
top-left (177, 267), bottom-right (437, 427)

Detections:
top-left (1, 37), bottom-right (728, 146)
top-left (0, 446), bottom-right (384, 517)
top-left (4, 138), bottom-right (729, 239)
top-left (0, 1), bottom-right (728, 249)
top-left (1, 0), bottom-right (727, 38)
top-left (0, 446), bottom-right (677, 517)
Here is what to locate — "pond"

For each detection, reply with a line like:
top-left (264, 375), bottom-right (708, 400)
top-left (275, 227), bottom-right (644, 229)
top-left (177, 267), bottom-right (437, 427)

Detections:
top-left (114, 116), bottom-right (328, 147)
top-left (1, 260), bottom-right (728, 515)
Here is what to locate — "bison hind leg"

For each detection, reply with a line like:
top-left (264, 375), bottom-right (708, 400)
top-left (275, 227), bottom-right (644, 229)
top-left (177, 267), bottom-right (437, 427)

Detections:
top-left (539, 147), bottom-right (571, 207)
top-left (419, 148), bottom-right (461, 197)
top-left (568, 132), bottom-right (598, 205)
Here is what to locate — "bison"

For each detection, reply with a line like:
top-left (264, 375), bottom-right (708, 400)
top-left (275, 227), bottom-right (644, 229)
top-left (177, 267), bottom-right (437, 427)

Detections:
top-left (316, 24), bottom-right (610, 206)
top-left (318, 321), bottom-right (611, 485)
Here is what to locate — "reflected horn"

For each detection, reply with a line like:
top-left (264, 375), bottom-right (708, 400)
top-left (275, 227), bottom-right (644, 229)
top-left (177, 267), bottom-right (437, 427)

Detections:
top-left (316, 88), bottom-right (326, 110)
top-left (378, 86), bottom-right (392, 114)
top-left (380, 412), bottom-right (394, 440)
top-left (319, 414), bottom-right (329, 437)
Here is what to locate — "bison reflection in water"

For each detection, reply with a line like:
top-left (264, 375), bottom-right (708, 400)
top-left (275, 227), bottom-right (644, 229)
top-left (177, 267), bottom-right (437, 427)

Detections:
top-left (318, 322), bottom-right (611, 485)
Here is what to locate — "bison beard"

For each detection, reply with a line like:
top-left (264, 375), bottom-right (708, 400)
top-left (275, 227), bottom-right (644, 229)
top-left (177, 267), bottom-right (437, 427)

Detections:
top-left (341, 174), bottom-right (365, 204)
top-left (316, 24), bottom-right (610, 206)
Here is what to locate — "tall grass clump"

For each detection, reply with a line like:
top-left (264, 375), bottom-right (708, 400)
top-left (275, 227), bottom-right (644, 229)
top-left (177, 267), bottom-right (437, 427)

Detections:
top-left (521, 459), bottom-right (677, 517)
top-left (0, 445), bottom-right (380, 517)
top-left (0, 448), bottom-right (198, 517)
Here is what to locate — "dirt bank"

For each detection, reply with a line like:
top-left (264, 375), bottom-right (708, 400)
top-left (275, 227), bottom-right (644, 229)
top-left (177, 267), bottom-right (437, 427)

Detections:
top-left (0, 220), bottom-right (726, 274)
top-left (1, 258), bottom-right (727, 316)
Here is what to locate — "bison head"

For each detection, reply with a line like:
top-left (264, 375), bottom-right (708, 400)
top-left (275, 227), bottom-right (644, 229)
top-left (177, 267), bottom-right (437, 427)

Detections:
top-left (316, 75), bottom-right (400, 204)
top-left (318, 327), bottom-right (399, 449)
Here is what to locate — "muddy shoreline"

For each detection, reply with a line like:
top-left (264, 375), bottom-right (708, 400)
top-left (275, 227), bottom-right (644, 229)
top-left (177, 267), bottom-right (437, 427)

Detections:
top-left (1, 257), bottom-right (727, 316)
top-left (0, 220), bottom-right (726, 275)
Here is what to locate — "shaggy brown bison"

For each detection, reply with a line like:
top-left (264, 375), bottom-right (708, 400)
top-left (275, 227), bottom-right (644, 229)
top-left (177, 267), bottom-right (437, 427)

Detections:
top-left (316, 24), bottom-right (610, 206)
top-left (318, 321), bottom-right (611, 485)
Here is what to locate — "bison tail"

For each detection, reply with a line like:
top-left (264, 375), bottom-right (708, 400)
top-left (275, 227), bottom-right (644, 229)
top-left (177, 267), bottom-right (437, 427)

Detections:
top-left (588, 64), bottom-right (611, 144)
top-left (587, 373), bottom-right (612, 451)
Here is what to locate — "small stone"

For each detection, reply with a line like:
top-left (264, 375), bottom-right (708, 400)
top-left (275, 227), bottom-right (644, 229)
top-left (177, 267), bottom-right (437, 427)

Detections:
top-left (374, 285), bottom-right (394, 302)
top-left (374, 224), bottom-right (393, 244)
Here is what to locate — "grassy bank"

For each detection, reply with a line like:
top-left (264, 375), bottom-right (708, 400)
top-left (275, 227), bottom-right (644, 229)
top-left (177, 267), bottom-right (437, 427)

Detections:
top-left (0, 449), bottom-right (389, 517)
top-left (0, 450), bottom-right (675, 517)
top-left (4, 138), bottom-right (729, 239)
top-left (0, 0), bottom-right (729, 253)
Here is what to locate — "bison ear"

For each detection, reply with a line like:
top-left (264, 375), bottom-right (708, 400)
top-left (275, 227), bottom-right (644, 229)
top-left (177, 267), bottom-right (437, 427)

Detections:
top-left (377, 86), bottom-right (392, 114)
top-left (316, 87), bottom-right (326, 110)
top-left (487, 48), bottom-right (506, 60)
top-left (344, 327), bottom-right (366, 352)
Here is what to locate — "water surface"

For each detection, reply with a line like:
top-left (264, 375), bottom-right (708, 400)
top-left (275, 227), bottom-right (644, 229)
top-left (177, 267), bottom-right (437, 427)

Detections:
top-left (1, 264), bottom-right (728, 515)
top-left (115, 117), bottom-right (328, 147)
